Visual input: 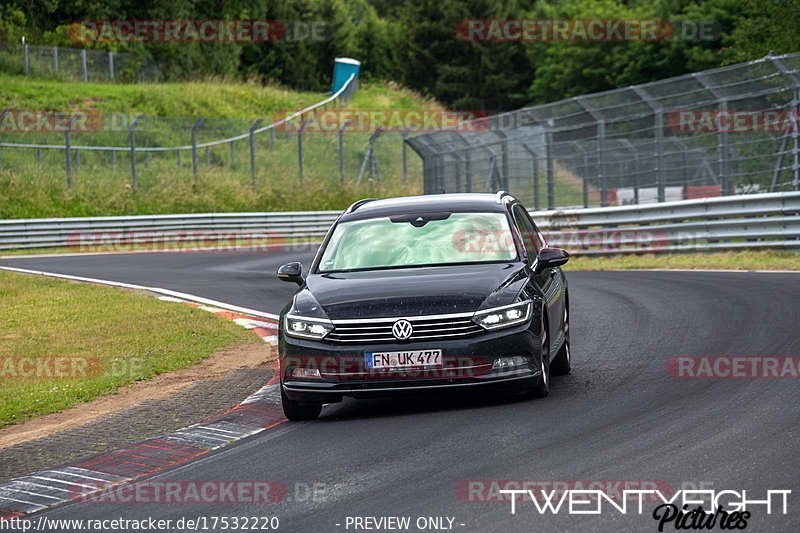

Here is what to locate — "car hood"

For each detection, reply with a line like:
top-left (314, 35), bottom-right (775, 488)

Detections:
top-left (300, 262), bottom-right (528, 319)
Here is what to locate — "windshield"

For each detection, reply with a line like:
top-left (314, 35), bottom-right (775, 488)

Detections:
top-left (317, 212), bottom-right (517, 272)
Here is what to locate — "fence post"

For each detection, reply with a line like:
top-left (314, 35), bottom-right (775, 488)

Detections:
top-left (191, 118), bottom-right (204, 184)
top-left (129, 115), bottom-right (143, 192)
top-left (22, 37), bottom-right (29, 75)
top-left (632, 86), bottom-right (664, 204)
top-left (249, 119), bottom-right (263, 190)
top-left (654, 111), bottom-right (666, 202)
top-left (177, 151), bottom-right (182, 170)
top-left (81, 49), bottom-right (88, 82)
top-left (37, 148), bottom-right (42, 167)
top-left (230, 142), bottom-right (236, 167)
top-left (270, 128), bottom-right (275, 151)
top-left (108, 52), bottom-right (115, 81)
top-left (465, 151), bottom-right (472, 193)
top-left (338, 121), bottom-right (347, 183)
top-left (582, 154), bottom-right (590, 207)
top-left (597, 120), bottom-right (608, 207)
top-left (0, 110), bottom-right (8, 173)
top-left (767, 56), bottom-right (800, 191)
top-left (205, 146), bottom-right (210, 167)
top-left (65, 115), bottom-right (78, 189)
top-left (402, 133), bottom-right (409, 182)
top-left (53, 46), bottom-right (59, 74)
top-left (794, 89), bottom-right (800, 191)
top-left (297, 116), bottom-right (308, 184)
top-left (544, 122), bottom-right (555, 209)
top-left (520, 143), bottom-right (539, 210)
top-left (111, 150), bottom-right (116, 171)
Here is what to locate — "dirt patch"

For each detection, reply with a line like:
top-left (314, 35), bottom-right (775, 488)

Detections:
top-left (0, 341), bottom-right (276, 450)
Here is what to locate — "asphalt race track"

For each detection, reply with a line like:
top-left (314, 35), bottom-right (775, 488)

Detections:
top-left (2, 250), bottom-right (799, 532)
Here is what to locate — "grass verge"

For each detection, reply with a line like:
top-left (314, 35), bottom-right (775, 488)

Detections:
top-left (564, 250), bottom-right (800, 271)
top-left (0, 270), bottom-right (256, 428)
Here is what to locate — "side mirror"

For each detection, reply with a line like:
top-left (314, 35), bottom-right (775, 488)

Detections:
top-left (535, 247), bottom-right (570, 273)
top-left (277, 262), bottom-right (304, 285)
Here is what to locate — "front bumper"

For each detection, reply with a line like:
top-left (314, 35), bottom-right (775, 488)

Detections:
top-left (279, 323), bottom-right (542, 403)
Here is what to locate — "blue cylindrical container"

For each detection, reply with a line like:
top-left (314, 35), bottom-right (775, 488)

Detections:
top-left (332, 58), bottom-right (361, 93)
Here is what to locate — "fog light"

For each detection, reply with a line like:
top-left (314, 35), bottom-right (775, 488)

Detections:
top-left (291, 368), bottom-right (321, 378)
top-left (492, 356), bottom-right (527, 370)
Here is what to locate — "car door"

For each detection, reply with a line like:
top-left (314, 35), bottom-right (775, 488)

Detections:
top-left (511, 203), bottom-right (565, 355)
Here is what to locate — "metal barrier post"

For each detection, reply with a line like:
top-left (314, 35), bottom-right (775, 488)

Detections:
top-left (129, 115), bottom-right (143, 192)
top-left (249, 119), bottom-right (263, 190)
top-left (191, 118), bottom-right (204, 183)
top-left (53, 46), bottom-right (58, 74)
top-left (230, 142), bottom-right (236, 168)
top-left (108, 52), bottom-right (115, 81)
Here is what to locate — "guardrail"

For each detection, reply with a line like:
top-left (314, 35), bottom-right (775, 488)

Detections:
top-left (1, 192), bottom-right (798, 254)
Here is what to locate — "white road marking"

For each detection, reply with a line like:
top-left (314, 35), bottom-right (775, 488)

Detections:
top-left (0, 266), bottom-right (280, 320)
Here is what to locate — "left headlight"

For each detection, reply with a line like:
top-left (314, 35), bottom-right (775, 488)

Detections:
top-left (472, 300), bottom-right (533, 331)
top-left (284, 315), bottom-right (334, 339)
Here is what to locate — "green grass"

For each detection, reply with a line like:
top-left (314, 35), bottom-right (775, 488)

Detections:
top-left (0, 75), bottom-right (436, 219)
top-left (0, 74), bottom-right (437, 118)
top-left (0, 73), bottom-right (322, 117)
top-left (0, 270), bottom-right (256, 427)
top-left (564, 250), bottom-right (800, 271)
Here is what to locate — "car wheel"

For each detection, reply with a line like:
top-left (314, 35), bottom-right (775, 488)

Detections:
top-left (527, 320), bottom-right (550, 398)
top-left (281, 385), bottom-right (322, 421)
top-left (550, 304), bottom-right (571, 375)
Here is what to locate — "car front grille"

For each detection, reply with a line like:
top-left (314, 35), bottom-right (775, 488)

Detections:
top-left (327, 312), bottom-right (483, 344)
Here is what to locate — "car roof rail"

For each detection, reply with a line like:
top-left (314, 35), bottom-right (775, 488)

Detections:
top-left (495, 190), bottom-right (510, 204)
top-left (346, 198), bottom-right (377, 213)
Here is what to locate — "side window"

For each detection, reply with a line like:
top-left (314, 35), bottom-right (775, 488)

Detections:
top-left (512, 204), bottom-right (540, 259)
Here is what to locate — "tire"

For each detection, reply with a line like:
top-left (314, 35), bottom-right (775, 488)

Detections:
top-left (281, 385), bottom-right (322, 421)
top-left (527, 319), bottom-right (550, 398)
top-left (550, 303), bottom-right (572, 376)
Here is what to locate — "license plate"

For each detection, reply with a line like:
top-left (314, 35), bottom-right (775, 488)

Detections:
top-left (365, 350), bottom-right (442, 370)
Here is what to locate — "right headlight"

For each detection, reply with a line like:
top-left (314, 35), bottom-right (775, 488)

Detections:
top-left (472, 300), bottom-right (533, 331)
top-left (284, 315), bottom-right (334, 339)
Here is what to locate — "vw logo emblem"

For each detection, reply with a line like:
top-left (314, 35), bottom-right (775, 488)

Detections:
top-left (392, 319), bottom-right (413, 340)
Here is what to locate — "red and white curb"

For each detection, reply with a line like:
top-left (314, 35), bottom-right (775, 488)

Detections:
top-left (0, 267), bottom-right (287, 520)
